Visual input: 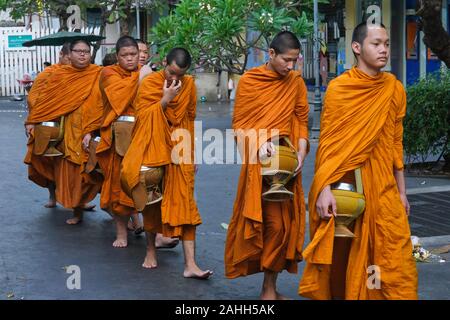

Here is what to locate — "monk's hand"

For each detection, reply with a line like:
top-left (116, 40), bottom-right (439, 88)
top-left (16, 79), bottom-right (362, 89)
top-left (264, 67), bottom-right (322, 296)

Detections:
top-left (162, 79), bottom-right (182, 106)
top-left (316, 185), bottom-right (337, 220)
top-left (25, 124), bottom-right (34, 138)
top-left (399, 193), bottom-right (410, 216)
top-left (294, 152), bottom-right (305, 177)
top-left (258, 141), bottom-right (276, 161)
top-left (82, 133), bottom-right (91, 152)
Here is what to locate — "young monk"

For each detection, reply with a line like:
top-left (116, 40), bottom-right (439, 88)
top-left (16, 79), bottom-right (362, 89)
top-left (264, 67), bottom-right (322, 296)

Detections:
top-left (131, 39), bottom-right (179, 248)
top-left (25, 39), bottom-right (103, 225)
top-left (298, 22), bottom-right (418, 300)
top-left (121, 48), bottom-right (212, 278)
top-left (96, 36), bottom-right (152, 247)
top-left (224, 31), bottom-right (309, 300)
top-left (136, 39), bottom-right (150, 66)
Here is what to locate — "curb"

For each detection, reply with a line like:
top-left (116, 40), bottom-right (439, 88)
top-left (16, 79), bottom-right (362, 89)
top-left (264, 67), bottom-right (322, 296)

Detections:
top-left (406, 185), bottom-right (450, 195)
top-left (417, 235), bottom-right (450, 248)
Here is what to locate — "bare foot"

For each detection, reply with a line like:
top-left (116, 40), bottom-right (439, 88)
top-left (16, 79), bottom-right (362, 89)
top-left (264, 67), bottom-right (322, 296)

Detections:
top-left (143, 232), bottom-right (157, 268)
top-left (155, 234), bottom-right (179, 249)
top-left (46, 184), bottom-right (56, 208)
top-left (66, 210), bottom-right (83, 225)
top-left (44, 200), bottom-right (56, 208)
top-left (260, 290), bottom-right (277, 300)
top-left (183, 266), bottom-right (213, 279)
top-left (142, 249), bottom-right (158, 269)
top-left (113, 215), bottom-right (128, 248)
top-left (113, 238), bottom-right (127, 248)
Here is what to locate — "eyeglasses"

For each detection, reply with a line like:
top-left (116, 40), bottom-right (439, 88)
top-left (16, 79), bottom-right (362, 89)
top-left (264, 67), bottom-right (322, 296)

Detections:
top-left (71, 49), bottom-right (91, 55)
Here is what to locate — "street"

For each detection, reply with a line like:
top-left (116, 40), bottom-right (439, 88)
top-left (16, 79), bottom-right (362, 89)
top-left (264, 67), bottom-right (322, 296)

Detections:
top-left (0, 98), bottom-right (449, 300)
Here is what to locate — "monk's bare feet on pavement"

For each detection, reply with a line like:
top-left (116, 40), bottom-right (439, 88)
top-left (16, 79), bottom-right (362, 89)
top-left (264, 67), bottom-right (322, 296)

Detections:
top-left (113, 215), bottom-right (128, 248)
top-left (66, 208), bottom-right (83, 225)
top-left (142, 251), bottom-right (157, 268)
top-left (45, 184), bottom-right (57, 208)
top-left (155, 233), bottom-right (179, 249)
top-left (44, 200), bottom-right (56, 208)
top-left (142, 232), bottom-right (157, 269)
top-left (260, 270), bottom-right (282, 300)
top-left (260, 290), bottom-right (277, 300)
top-left (183, 265), bottom-right (213, 279)
top-left (182, 240), bottom-right (213, 279)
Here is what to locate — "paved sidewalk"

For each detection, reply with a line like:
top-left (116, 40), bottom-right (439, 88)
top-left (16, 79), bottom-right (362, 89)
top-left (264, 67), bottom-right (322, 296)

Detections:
top-left (0, 100), bottom-right (448, 300)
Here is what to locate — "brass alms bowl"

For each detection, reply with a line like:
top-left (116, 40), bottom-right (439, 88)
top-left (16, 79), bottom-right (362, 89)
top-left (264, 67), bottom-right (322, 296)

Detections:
top-left (331, 168), bottom-right (366, 238)
top-left (260, 137), bottom-right (298, 202)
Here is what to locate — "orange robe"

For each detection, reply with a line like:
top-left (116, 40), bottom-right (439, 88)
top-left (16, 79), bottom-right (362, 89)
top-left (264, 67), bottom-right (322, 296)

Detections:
top-left (26, 64), bottom-right (104, 209)
top-left (224, 64), bottom-right (309, 278)
top-left (97, 64), bottom-right (140, 216)
top-left (121, 70), bottom-right (200, 240)
top-left (27, 64), bottom-right (62, 111)
top-left (24, 63), bottom-right (63, 187)
top-left (298, 67), bottom-right (418, 300)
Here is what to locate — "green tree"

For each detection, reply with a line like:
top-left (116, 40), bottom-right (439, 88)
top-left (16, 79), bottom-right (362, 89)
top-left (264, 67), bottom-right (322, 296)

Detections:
top-left (404, 71), bottom-right (450, 168)
top-left (0, 0), bottom-right (168, 60)
top-left (151, 0), bottom-right (324, 74)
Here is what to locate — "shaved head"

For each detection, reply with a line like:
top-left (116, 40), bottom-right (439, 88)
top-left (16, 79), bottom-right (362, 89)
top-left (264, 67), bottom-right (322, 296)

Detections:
top-left (166, 47), bottom-right (191, 69)
top-left (270, 31), bottom-right (301, 55)
top-left (352, 21), bottom-right (386, 48)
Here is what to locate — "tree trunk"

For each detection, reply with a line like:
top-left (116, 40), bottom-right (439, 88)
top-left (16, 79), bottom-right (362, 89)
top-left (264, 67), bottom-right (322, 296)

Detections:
top-left (416, 0), bottom-right (450, 67)
top-left (120, 19), bottom-right (130, 36)
top-left (57, 12), bottom-right (70, 31)
top-left (120, 6), bottom-right (132, 36)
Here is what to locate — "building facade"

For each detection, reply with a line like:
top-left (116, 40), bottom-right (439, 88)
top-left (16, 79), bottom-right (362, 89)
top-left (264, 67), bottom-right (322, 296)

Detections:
top-left (321, 0), bottom-right (449, 86)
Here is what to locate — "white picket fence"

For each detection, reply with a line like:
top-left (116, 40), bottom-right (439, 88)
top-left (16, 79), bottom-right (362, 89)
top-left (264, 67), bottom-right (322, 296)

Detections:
top-left (0, 26), bottom-right (101, 97)
top-left (300, 38), bottom-right (314, 80)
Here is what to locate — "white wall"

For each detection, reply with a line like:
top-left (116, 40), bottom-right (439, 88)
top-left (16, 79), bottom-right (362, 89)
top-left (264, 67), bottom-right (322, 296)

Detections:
top-left (194, 71), bottom-right (228, 102)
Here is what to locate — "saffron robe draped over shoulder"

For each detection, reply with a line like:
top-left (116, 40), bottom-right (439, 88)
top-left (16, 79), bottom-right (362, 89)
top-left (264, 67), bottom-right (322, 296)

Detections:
top-left (224, 64), bottom-right (310, 278)
top-left (27, 64), bottom-right (62, 112)
top-left (97, 64), bottom-right (140, 216)
top-left (24, 63), bottom-right (63, 187)
top-left (121, 70), bottom-right (201, 237)
top-left (298, 67), bottom-right (418, 300)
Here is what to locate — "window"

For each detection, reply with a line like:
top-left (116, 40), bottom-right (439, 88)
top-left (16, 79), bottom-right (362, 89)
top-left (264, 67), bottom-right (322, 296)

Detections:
top-left (86, 8), bottom-right (102, 28)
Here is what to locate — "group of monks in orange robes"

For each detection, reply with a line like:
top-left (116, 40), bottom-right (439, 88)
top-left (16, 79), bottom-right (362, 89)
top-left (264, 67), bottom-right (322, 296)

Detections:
top-left (24, 23), bottom-right (418, 298)
top-left (24, 36), bottom-right (212, 279)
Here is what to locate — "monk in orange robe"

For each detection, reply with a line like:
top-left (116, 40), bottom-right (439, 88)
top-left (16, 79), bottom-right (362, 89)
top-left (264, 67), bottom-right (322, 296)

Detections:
top-left (128, 39), bottom-right (179, 247)
top-left (26, 40), bottom-right (103, 225)
top-left (24, 42), bottom-right (71, 208)
top-left (298, 23), bottom-right (418, 300)
top-left (121, 48), bottom-right (212, 278)
top-left (97, 36), bottom-right (153, 247)
top-left (224, 31), bottom-right (309, 299)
